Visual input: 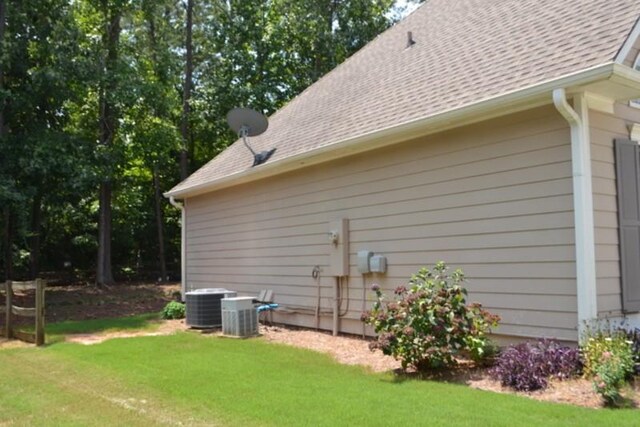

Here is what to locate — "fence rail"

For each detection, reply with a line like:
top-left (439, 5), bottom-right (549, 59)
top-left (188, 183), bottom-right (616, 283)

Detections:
top-left (2, 279), bottom-right (46, 346)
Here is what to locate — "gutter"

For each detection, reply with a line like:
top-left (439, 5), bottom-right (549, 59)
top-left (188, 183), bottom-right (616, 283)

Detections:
top-left (552, 89), bottom-right (598, 341)
top-left (169, 196), bottom-right (186, 300)
top-left (165, 62), bottom-right (629, 200)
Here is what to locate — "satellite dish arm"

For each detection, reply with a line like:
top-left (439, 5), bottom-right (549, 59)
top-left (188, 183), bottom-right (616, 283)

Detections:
top-left (239, 126), bottom-right (257, 156)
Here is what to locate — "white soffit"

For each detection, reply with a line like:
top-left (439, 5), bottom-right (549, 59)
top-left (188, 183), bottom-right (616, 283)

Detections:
top-left (584, 92), bottom-right (615, 114)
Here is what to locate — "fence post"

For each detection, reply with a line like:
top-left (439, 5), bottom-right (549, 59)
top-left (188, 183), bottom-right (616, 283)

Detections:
top-left (35, 279), bottom-right (45, 346)
top-left (5, 280), bottom-right (12, 339)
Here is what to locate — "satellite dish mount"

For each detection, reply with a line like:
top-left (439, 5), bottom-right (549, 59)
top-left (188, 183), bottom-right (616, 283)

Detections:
top-left (226, 108), bottom-right (275, 167)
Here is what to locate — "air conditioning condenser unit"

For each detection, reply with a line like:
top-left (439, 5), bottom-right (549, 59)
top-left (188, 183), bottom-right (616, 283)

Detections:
top-left (222, 297), bottom-right (259, 337)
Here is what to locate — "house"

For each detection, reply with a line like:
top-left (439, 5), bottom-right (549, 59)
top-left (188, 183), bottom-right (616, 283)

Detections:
top-left (166, 0), bottom-right (640, 342)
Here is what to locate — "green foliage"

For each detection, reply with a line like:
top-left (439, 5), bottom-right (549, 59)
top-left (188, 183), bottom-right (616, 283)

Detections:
top-left (592, 351), bottom-right (633, 407)
top-left (362, 262), bottom-right (500, 370)
top-left (162, 301), bottom-right (185, 320)
top-left (582, 329), bottom-right (635, 406)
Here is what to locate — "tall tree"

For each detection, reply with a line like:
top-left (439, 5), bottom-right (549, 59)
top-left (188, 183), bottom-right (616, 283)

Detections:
top-left (0, 0), bottom-right (9, 280)
top-left (179, 0), bottom-right (193, 180)
top-left (96, 0), bottom-right (125, 285)
top-left (128, 0), bottom-right (181, 281)
top-left (0, 0), bottom-right (85, 279)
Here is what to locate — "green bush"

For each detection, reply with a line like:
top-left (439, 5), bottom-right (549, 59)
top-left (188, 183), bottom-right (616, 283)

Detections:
top-left (582, 330), bottom-right (635, 406)
top-left (362, 262), bottom-right (500, 371)
top-left (162, 301), bottom-right (186, 320)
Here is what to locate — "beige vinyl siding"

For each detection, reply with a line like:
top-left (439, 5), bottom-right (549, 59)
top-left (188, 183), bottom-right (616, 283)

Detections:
top-left (590, 102), bottom-right (640, 316)
top-left (186, 105), bottom-right (577, 340)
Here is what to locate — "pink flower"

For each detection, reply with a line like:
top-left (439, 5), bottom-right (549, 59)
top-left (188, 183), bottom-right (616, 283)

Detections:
top-left (598, 382), bottom-right (606, 389)
top-left (602, 351), bottom-right (611, 359)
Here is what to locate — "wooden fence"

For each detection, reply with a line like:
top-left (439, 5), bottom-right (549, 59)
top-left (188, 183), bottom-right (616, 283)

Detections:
top-left (0, 279), bottom-right (46, 346)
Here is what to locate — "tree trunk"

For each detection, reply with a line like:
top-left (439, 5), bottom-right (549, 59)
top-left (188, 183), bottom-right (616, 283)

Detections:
top-left (153, 166), bottom-right (167, 282)
top-left (96, 4), bottom-right (121, 286)
top-left (0, 2), bottom-right (8, 281)
top-left (0, 0), bottom-right (5, 135)
top-left (180, 0), bottom-right (193, 181)
top-left (29, 192), bottom-right (42, 279)
top-left (2, 207), bottom-right (11, 281)
top-left (97, 181), bottom-right (114, 284)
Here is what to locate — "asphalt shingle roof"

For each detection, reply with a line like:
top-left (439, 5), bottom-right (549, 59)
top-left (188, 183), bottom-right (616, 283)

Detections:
top-left (170, 0), bottom-right (640, 195)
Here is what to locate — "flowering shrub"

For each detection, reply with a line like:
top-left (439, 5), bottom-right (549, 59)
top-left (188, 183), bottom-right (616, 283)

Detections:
top-left (582, 330), bottom-right (635, 406)
top-left (489, 339), bottom-right (581, 391)
top-left (582, 330), bottom-right (634, 378)
top-left (361, 262), bottom-right (500, 370)
top-left (592, 350), bottom-right (633, 406)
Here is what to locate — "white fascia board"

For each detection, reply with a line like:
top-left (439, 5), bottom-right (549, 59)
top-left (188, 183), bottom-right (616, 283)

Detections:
top-left (615, 16), bottom-right (640, 64)
top-left (165, 63), bottom-right (618, 199)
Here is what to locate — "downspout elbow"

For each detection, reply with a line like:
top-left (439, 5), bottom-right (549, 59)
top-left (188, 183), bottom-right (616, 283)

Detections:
top-left (169, 196), bottom-right (183, 210)
top-left (552, 88), bottom-right (581, 127)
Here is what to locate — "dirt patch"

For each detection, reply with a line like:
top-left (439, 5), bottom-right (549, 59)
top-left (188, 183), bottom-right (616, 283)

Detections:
top-left (65, 319), bottom-right (185, 345)
top-left (0, 336), bottom-right (30, 349)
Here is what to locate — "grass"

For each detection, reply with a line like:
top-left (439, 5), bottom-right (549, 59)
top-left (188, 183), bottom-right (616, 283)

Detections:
top-left (0, 319), bottom-right (638, 426)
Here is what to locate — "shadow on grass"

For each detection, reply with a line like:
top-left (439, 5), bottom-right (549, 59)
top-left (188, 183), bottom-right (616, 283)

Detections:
top-left (383, 363), bottom-right (489, 386)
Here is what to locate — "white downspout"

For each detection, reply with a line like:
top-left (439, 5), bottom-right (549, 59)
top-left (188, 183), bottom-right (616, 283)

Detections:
top-left (552, 89), bottom-right (598, 340)
top-left (169, 196), bottom-right (186, 300)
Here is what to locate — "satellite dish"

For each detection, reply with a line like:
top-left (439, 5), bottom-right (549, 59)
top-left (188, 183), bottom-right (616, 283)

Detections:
top-left (226, 108), bottom-right (275, 167)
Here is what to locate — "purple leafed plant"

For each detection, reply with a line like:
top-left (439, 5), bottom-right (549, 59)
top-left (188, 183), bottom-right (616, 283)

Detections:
top-left (490, 339), bottom-right (581, 391)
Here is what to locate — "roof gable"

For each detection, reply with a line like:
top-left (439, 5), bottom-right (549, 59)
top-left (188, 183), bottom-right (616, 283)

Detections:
top-left (616, 10), bottom-right (640, 66)
top-left (170, 0), bottom-right (640, 197)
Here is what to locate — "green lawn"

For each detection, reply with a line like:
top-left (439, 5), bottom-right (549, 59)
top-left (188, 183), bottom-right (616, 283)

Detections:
top-left (0, 319), bottom-right (637, 426)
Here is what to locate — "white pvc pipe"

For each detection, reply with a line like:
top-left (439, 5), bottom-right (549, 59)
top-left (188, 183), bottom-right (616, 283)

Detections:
top-left (333, 276), bottom-right (340, 336)
top-left (169, 196), bottom-right (186, 300)
top-left (552, 89), bottom-right (598, 340)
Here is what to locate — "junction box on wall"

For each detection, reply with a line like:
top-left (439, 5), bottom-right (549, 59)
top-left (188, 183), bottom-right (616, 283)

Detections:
top-left (328, 218), bottom-right (349, 277)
